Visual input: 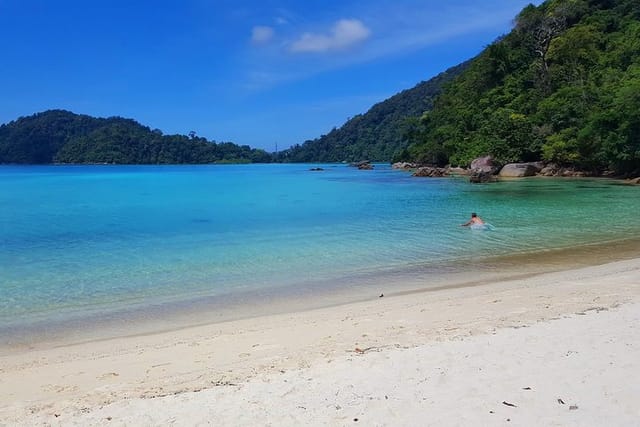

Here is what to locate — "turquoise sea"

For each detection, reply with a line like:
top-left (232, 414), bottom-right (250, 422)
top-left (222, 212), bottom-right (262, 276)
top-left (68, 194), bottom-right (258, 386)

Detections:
top-left (2, 164), bottom-right (640, 348)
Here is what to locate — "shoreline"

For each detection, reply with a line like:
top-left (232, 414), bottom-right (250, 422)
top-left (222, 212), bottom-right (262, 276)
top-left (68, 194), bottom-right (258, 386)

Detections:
top-left (1, 256), bottom-right (639, 425)
top-left (2, 235), bottom-right (640, 354)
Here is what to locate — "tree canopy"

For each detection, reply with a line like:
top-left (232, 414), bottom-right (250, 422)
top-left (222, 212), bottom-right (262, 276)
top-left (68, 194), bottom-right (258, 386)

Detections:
top-left (3, 0), bottom-right (638, 174)
top-left (0, 110), bottom-right (271, 164)
top-left (404, 0), bottom-right (640, 175)
top-left (275, 62), bottom-right (469, 163)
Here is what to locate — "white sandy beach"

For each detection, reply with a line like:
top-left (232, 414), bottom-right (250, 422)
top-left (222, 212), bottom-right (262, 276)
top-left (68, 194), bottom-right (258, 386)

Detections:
top-left (1, 258), bottom-right (639, 426)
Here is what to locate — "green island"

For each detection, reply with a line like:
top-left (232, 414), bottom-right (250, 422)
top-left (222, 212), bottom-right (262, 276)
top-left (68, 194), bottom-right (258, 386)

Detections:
top-left (1, 0), bottom-right (638, 175)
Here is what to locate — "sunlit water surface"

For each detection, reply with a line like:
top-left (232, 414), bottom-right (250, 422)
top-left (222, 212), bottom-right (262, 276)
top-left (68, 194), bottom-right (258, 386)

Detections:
top-left (2, 164), bottom-right (639, 346)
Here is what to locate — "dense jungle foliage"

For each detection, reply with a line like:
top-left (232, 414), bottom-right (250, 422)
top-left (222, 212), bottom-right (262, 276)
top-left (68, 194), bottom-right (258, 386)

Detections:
top-left (0, 110), bottom-right (271, 164)
top-left (275, 62), bottom-right (469, 163)
top-left (403, 0), bottom-right (640, 175)
top-left (2, 1), bottom-right (638, 171)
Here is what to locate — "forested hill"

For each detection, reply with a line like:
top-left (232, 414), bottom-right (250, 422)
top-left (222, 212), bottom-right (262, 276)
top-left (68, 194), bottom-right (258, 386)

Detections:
top-left (0, 110), bottom-right (271, 164)
top-left (404, 0), bottom-right (640, 175)
top-left (275, 61), bottom-right (470, 163)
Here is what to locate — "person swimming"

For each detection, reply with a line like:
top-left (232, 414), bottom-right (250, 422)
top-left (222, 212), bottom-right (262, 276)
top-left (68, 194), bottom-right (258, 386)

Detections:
top-left (461, 212), bottom-right (484, 227)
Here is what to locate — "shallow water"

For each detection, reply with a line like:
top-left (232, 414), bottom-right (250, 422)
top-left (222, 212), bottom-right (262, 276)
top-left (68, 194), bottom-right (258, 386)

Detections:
top-left (1, 164), bottom-right (640, 346)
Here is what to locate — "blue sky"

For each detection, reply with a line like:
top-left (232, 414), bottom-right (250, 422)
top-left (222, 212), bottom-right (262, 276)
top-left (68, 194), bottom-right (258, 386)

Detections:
top-left (0, 0), bottom-right (540, 151)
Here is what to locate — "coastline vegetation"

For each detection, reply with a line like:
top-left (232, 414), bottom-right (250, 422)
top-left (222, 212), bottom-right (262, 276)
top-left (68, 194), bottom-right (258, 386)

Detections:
top-left (0, 110), bottom-right (271, 164)
top-left (273, 61), bottom-right (470, 163)
top-left (401, 0), bottom-right (640, 176)
top-left (1, 1), bottom-right (638, 175)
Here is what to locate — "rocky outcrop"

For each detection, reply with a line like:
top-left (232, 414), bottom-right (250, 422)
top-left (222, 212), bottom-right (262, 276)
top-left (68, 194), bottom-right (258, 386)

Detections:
top-left (392, 162), bottom-right (418, 170)
top-left (540, 163), bottom-right (589, 177)
top-left (412, 167), bottom-right (448, 177)
top-left (469, 156), bottom-right (499, 183)
top-left (395, 157), bottom-right (609, 181)
top-left (499, 163), bottom-right (538, 177)
top-left (539, 163), bottom-right (559, 176)
top-left (470, 155), bottom-right (499, 174)
top-left (350, 161), bottom-right (373, 170)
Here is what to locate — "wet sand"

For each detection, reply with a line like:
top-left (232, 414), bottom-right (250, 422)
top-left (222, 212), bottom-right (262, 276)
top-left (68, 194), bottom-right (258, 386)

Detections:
top-left (1, 257), bottom-right (639, 426)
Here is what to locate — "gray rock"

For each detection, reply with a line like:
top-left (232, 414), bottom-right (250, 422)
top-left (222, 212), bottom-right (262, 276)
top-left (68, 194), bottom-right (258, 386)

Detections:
top-left (412, 167), bottom-right (448, 177)
top-left (527, 162), bottom-right (545, 172)
top-left (392, 162), bottom-right (417, 170)
top-left (470, 155), bottom-right (498, 174)
top-left (348, 160), bottom-right (373, 170)
top-left (469, 156), bottom-right (499, 183)
top-left (499, 163), bottom-right (538, 177)
top-left (560, 168), bottom-right (584, 177)
top-left (540, 163), bottom-right (559, 176)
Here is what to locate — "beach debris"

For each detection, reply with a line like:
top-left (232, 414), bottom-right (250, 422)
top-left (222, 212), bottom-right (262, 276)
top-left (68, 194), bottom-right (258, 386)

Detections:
top-left (502, 401), bottom-right (517, 407)
top-left (379, 293), bottom-right (384, 298)
top-left (557, 398), bottom-right (565, 405)
top-left (211, 380), bottom-right (237, 387)
top-left (522, 387), bottom-right (532, 390)
top-left (54, 414), bottom-right (60, 418)
top-left (353, 418), bottom-right (359, 422)
top-left (106, 416), bottom-right (112, 421)
top-left (353, 346), bottom-right (378, 354)
top-left (489, 410), bottom-right (494, 414)
top-left (569, 405), bottom-right (579, 410)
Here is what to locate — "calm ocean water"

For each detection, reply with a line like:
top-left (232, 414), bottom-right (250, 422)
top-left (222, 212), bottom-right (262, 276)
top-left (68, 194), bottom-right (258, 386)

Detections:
top-left (2, 164), bottom-right (640, 343)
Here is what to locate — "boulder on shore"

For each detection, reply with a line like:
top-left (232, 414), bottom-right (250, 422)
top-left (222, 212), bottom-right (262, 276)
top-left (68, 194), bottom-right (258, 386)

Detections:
top-left (392, 162), bottom-right (418, 170)
top-left (540, 163), bottom-right (559, 176)
top-left (412, 166), bottom-right (448, 177)
top-left (469, 155), bottom-right (499, 183)
top-left (499, 163), bottom-right (538, 177)
top-left (349, 161), bottom-right (373, 170)
top-left (470, 155), bottom-right (498, 174)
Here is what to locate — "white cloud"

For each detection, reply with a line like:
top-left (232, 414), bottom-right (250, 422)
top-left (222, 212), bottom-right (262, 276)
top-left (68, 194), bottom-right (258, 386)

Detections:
top-left (251, 26), bottom-right (275, 45)
top-left (290, 19), bottom-right (371, 53)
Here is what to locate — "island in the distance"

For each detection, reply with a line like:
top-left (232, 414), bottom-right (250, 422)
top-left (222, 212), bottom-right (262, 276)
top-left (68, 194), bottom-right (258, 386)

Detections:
top-left (1, 0), bottom-right (638, 177)
top-left (0, 110), bottom-right (272, 164)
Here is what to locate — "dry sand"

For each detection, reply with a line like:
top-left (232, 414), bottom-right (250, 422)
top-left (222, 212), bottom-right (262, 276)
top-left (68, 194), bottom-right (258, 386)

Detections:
top-left (1, 258), bottom-right (639, 426)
